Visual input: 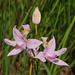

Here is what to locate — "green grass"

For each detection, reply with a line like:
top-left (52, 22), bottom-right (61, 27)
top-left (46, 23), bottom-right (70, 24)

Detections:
top-left (0, 0), bottom-right (75, 75)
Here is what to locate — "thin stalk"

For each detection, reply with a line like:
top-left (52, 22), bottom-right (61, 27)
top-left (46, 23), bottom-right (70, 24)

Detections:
top-left (36, 61), bottom-right (38, 75)
top-left (35, 24), bottom-right (38, 75)
top-left (35, 24), bottom-right (37, 35)
top-left (23, 50), bottom-right (26, 75)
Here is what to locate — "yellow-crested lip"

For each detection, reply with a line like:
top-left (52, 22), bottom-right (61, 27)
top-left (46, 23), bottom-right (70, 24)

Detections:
top-left (44, 41), bottom-right (48, 44)
top-left (22, 29), bottom-right (28, 35)
top-left (24, 29), bottom-right (28, 32)
top-left (44, 41), bottom-right (50, 47)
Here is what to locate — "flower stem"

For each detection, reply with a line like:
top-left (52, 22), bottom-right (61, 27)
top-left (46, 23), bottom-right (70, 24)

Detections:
top-left (23, 50), bottom-right (26, 75)
top-left (36, 61), bottom-right (39, 75)
top-left (35, 24), bottom-right (37, 35)
top-left (35, 25), bottom-right (38, 75)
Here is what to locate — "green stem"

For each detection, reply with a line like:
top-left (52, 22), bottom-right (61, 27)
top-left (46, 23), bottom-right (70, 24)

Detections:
top-left (35, 24), bottom-right (38, 74)
top-left (23, 50), bottom-right (26, 75)
top-left (35, 24), bottom-right (37, 35)
top-left (36, 61), bottom-right (38, 75)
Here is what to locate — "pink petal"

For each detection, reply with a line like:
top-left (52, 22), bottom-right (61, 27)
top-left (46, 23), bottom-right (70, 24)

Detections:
top-left (36, 46), bottom-right (40, 51)
top-left (7, 48), bottom-right (23, 56)
top-left (33, 50), bottom-right (37, 56)
top-left (46, 57), bottom-right (69, 66)
top-left (22, 24), bottom-right (30, 33)
top-left (52, 58), bottom-right (69, 66)
top-left (13, 26), bottom-right (24, 41)
top-left (27, 39), bottom-right (43, 49)
top-left (34, 52), bottom-right (46, 62)
top-left (55, 48), bottom-right (67, 56)
top-left (33, 47), bottom-right (39, 56)
top-left (26, 48), bottom-right (34, 58)
top-left (48, 36), bottom-right (56, 52)
top-left (41, 37), bottom-right (48, 42)
top-left (4, 39), bottom-right (16, 46)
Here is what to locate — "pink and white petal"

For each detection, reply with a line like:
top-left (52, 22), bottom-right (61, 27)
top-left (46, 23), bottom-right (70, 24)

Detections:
top-left (4, 39), bottom-right (16, 46)
top-left (52, 58), bottom-right (69, 66)
top-left (41, 37), bottom-right (48, 42)
top-left (33, 47), bottom-right (39, 56)
top-left (43, 49), bottom-right (47, 54)
top-left (45, 48), bottom-right (54, 55)
top-left (36, 47), bottom-right (40, 51)
top-left (34, 52), bottom-right (46, 62)
top-left (22, 24), bottom-right (30, 30)
top-left (46, 57), bottom-right (69, 66)
top-left (7, 48), bottom-right (24, 56)
top-left (27, 39), bottom-right (43, 49)
top-left (26, 48), bottom-right (34, 58)
top-left (13, 26), bottom-right (24, 41)
top-left (22, 24), bottom-right (30, 33)
top-left (33, 49), bottom-right (37, 56)
top-left (33, 50), bottom-right (37, 56)
top-left (48, 36), bottom-right (56, 52)
top-left (55, 48), bottom-right (67, 56)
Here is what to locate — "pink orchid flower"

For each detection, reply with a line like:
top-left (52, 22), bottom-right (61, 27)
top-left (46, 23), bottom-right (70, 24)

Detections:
top-left (4, 25), bottom-right (43, 56)
top-left (35, 36), bottom-right (69, 66)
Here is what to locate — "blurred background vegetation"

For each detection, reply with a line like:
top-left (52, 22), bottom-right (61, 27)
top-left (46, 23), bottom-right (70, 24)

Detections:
top-left (0, 0), bottom-right (75, 75)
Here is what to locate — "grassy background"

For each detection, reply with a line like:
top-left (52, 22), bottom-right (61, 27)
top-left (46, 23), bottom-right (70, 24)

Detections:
top-left (0, 0), bottom-right (75, 75)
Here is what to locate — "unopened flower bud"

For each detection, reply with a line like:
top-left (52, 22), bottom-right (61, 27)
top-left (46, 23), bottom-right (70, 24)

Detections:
top-left (32, 7), bottom-right (41, 24)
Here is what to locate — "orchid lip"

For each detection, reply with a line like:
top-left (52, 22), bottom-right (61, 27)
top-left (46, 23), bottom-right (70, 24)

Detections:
top-left (44, 41), bottom-right (50, 47)
top-left (22, 29), bottom-right (28, 35)
top-left (24, 29), bottom-right (28, 32)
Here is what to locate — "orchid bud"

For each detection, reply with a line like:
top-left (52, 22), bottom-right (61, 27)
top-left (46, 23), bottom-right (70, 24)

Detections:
top-left (32, 7), bottom-right (41, 24)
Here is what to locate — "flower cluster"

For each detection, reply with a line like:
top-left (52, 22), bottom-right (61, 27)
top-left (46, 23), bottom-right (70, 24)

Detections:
top-left (4, 25), bottom-right (69, 66)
